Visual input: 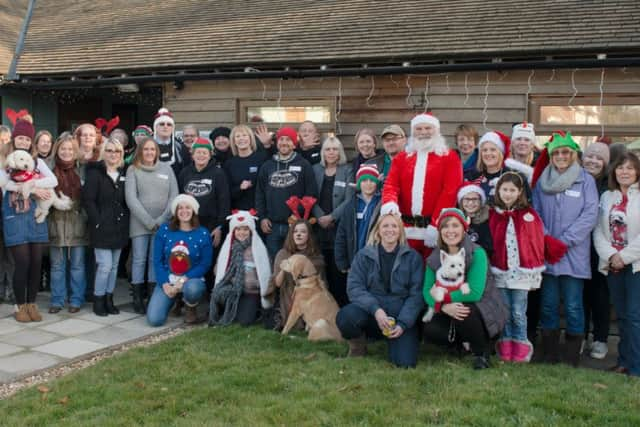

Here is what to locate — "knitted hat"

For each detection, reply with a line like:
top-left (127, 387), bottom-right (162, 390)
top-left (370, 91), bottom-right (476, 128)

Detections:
top-left (478, 131), bottom-right (511, 156)
top-left (511, 121), bottom-right (536, 142)
top-left (153, 108), bottom-right (175, 131)
top-left (380, 124), bottom-right (406, 139)
top-left (583, 142), bottom-right (610, 166)
top-left (191, 137), bottom-right (213, 152)
top-left (12, 119), bottom-right (35, 140)
top-left (411, 113), bottom-right (440, 130)
top-left (170, 194), bottom-right (200, 216)
top-left (209, 126), bottom-right (231, 142)
top-left (457, 180), bottom-right (486, 204)
top-left (132, 125), bottom-right (153, 137)
top-left (356, 164), bottom-right (381, 190)
top-left (436, 208), bottom-right (470, 232)
top-left (276, 127), bottom-right (298, 146)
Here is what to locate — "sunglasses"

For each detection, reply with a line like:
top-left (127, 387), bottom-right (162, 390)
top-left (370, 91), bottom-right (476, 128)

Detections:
top-left (157, 122), bottom-right (173, 127)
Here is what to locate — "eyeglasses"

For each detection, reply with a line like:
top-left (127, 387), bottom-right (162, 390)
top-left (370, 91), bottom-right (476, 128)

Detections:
top-left (157, 122), bottom-right (173, 127)
top-left (461, 197), bottom-right (481, 204)
top-left (105, 149), bottom-right (122, 154)
top-left (551, 148), bottom-right (573, 157)
top-left (382, 136), bottom-right (403, 143)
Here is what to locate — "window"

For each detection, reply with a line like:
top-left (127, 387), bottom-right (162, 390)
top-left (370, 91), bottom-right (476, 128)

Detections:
top-left (530, 95), bottom-right (640, 147)
top-left (238, 99), bottom-right (335, 131)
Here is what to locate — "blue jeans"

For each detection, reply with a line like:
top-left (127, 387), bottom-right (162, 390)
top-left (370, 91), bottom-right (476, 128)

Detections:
top-left (500, 288), bottom-right (529, 342)
top-left (94, 248), bottom-right (121, 296)
top-left (49, 246), bottom-right (86, 308)
top-left (607, 266), bottom-right (640, 377)
top-left (265, 222), bottom-right (290, 263)
top-left (336, 303), bottom-right (419, 368)
top-left (540, 274), bottom-right (584, 335)
top-left (131, 234), bottom-right (155, 285)
top-left (146, 278), bottom-right (206, 327)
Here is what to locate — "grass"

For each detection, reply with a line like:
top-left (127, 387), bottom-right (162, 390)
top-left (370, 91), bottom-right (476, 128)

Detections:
top-left (1, 326), bottom-right (639, 427)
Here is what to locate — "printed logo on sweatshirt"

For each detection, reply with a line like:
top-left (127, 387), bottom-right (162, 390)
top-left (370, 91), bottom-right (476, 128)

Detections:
top-left (184, 179), bottom-right (212, 197)
top-left (269, 170), bottom-right (298, 188)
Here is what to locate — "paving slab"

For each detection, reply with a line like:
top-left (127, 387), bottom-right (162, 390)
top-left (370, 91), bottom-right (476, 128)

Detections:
top-left (39, 319), bottom-right (105, 337)
top-left (0, 329), bottom-right (60, 348)
top-left (33, 338), bottom-right (107, 359)
top-left (117, 316), bottom-right (181, 333)
top-left (0, 318), bottom-right (26, 335)
top-left (0, 369), bottom-right (16, 382)
top-left (0, 303), bottom-right (15, 318)
top-left (77, 325), bottom-right (149, 346)
top-left (21, 311), bottom-right (66, 328)
top-left (76, 311), bottom-right (140, 326)
top-left (0, 342), bottom-right (24, 357)
top-left (0, 351), bottom-right (62, 374)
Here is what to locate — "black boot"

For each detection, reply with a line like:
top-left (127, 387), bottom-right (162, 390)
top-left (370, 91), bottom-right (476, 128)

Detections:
top-left (472, 353), bottom-right (491, 370)
top-left (93, 295), bottom-right (107, 317)
top-left (131, 284), bottom-right (146, 314)
top-left (541, 329), bottom-right (561, 364)
top-left (564, 333), bottom-right (583, 367)
top-left (105, 293), bottom-right (120, 315)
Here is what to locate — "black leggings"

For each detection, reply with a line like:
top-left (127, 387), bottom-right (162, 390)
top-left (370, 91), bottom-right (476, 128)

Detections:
top-left (10, 243), bottom-right (44, 304)
top-left (423, 303), bottom-right (490, 356)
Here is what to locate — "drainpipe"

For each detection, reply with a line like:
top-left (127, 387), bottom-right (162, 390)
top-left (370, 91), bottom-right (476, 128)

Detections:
top-left (7, 0), bottom-right (36, 81)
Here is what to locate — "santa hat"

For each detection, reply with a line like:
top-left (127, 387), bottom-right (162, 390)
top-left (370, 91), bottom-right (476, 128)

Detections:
top-left (411, 113), bottom-right (440, 131)
top-left (276, 127), bottom-right (298, 146)
top-left (191, 137), bottom-right (213, 152)
top-left (355, 163), bottom-right (381, 190)
top-left (436, 208), bottom-right (470, 232)
top-left (457, 180), bottom-right (486, 204)
top-left (531, 131), bottom-right (580, 188)
top-left (170, 194), bottom-right (200, 216)
top-left (478, 131), bottom-right (511, 156)
top-left (171, 240), bottom-right (190, 256)
top-left (511, 121), bottom-right (536, 141)
top-left (215, 210), bottom-right (272, 308)
top-left (153, 108), bottom-right (175, 131)
top-left (132, 125), bottom-right (153, 137)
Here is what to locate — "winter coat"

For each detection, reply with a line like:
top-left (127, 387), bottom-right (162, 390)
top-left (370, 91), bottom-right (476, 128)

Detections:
top-left (334, 193), bottom-right (381, 271)
top-left (351, 149), bottom-right (385, 177)
top-left (311, 163), bottom-right (354, 220)
top-left (347, 243), bottom-right (424, 330)
top-left (532, 167), bottom-right (599, 279)
top-left (82, 161), bottom-right (130, 249)
top-left (125, 161), bottom-right (178, 238)
top-left (48, 198), bottom-right (89, 247)
top-left (297, 145), bottom-right (322, 165)
top-left (593, 183), bottom-right (640, 275)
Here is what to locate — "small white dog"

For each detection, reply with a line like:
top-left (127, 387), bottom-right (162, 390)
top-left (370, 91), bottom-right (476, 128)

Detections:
top-left (4, 150), bottom-right (72, 222)
top-left (422, 248), bottom-right (470, 323)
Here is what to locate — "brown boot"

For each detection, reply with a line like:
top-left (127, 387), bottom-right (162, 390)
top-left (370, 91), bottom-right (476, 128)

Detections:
top-left (564, 333), bottom-right (583, 367)
top-left (26, 303), bottom-right (43, 322)
top-left (171, 295), bottom-right (184, 317)
top-left (15, 304), bottom-right (31, 323)
top-left (541, 329), bottom-right (560, 364)
top-left (184, 304), bottom-right (198, 324)
top-left (347, 336), bottom-right (368, 357)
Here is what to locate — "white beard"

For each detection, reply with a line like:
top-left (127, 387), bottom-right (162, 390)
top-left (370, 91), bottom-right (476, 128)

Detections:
top-left (409, 135), bottom-right (448, 155)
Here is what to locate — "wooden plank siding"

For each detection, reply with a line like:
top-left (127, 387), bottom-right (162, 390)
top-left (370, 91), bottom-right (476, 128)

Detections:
top-left (164, 68), bottom-right (640, 157)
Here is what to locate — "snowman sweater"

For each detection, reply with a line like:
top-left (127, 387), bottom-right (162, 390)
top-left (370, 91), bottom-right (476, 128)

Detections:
top-left (153, 224), bottom-right (213, 286)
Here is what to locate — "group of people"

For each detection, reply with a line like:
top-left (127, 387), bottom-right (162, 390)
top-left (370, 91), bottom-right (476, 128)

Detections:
top-left (0, 106), bottom-right (638, 376)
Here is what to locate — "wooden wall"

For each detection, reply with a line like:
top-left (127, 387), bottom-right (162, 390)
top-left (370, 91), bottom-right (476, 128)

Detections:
top-left (163, 68), bottom-right (640, 156)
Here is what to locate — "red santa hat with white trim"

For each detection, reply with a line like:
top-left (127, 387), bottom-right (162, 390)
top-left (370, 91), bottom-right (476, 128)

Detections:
top-left (410, 113), bottom-right (440, 133)
top-left (478, 130), bottom-right (511, 157)
top-left (457, 180), bottom-right (486, 205)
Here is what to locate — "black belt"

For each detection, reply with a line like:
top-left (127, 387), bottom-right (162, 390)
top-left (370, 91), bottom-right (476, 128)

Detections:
top-left (401, 215), bottom-right (431, 228)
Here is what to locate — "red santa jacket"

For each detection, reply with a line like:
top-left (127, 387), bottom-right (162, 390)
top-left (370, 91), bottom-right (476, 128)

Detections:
top-left (382, 148), bottom-right (462, 226)
top-left (489, 206), bottom-right (545, 273)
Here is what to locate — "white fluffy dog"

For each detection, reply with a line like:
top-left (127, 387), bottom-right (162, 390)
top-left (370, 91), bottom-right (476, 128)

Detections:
top-left (5, 150), bottom-right (72, 222)
top-left (422, 248), bottom-right (470, 322)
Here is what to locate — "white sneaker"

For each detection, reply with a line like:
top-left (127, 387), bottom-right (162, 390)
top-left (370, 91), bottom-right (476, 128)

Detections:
top-left (590, 341), bottom-right (608, 359)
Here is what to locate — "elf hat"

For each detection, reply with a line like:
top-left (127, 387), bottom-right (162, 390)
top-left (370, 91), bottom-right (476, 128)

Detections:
top-left (153, 107), bottom-right (175, 132)
top-left (132, 125), bottom-right (153, 137)
top-left (457, 180), bottom-right (486, 204)
top-left (356, 163), bottom-right (381, 190)
top-left (436, 208), bottom-right (470, 232)
top-left (191, 137), bottom-right (213, 152)
top-left (531, 131), bottom-right (580, 188)
top-left (511, 121), bottom-right (536, 142)
top-left (478, 130), bottom-right (511, 156)
top-left (276, 127), bottom-right (298, 146)
top-left (170, 194), bottom-right (200, 216)
top-left (411, 113), bottom-right (440, 130)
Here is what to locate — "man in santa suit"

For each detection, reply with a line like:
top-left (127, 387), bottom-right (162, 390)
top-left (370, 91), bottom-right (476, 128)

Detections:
top-left (381, 113), bottom-right (463, 258)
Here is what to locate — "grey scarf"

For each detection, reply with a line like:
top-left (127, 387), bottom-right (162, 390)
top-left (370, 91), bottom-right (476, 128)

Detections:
top-left (538, 162), bottom-right (581, 194)
top-left (208, 237), bottom-right (251, 326)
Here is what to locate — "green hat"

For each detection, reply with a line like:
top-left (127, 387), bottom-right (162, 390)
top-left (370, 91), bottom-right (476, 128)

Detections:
top-left (191, 137), bottom-right (213, 152)
top-left (546, 131), bottom-right (581, 153)
top-left (355, 164), bottom-right (381, 190)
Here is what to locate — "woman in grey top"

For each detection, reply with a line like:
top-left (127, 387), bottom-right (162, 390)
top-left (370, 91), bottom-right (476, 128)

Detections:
top-left (125, 137), bottom-right (178, 313)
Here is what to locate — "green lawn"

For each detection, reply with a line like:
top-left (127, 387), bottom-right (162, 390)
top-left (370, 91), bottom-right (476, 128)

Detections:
top-left (1, 326), bottom-right (639, 426)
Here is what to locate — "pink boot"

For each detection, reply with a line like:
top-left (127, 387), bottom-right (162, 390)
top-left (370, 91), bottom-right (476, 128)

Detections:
top-left (496, 339), bottom-right (513, 362)
top-left (511, 340), bottom-right (534, 363)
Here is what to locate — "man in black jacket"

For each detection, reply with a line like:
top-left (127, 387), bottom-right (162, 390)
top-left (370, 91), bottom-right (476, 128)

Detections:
top-left (153, 107), bottom-right (191, 177)
top-left (256, 127), bottom-right (317, 261)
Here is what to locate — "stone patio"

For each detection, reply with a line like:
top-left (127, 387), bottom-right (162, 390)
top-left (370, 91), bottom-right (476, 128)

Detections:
top-left (0, 280), bottom-right (183, 383)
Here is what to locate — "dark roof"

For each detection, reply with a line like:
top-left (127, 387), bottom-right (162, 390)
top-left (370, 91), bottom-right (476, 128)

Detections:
top-left (12, 0), bottom-right (640, 76)
top-left (0, 0), bottom-right (28, 76)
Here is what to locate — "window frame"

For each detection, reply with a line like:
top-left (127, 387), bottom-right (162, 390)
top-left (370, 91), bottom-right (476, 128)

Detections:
top-left (237, 98), bottom-right (336, 131)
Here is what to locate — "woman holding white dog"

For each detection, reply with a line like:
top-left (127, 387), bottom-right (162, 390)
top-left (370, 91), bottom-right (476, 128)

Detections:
top-left (0, 114), bottom-right (58, 322)
top-left (423, 208), bottom-right (507, 369)
top-left (336, 213), bottom-right (424, 368)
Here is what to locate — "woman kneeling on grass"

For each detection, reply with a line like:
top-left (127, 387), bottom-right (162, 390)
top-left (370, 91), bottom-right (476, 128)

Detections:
top-left (423, 209), bottom-right (507, 369)
top-left (336, 213), bottom-right (424, 368)
top-left (147, 194), bottom-right (212, 326)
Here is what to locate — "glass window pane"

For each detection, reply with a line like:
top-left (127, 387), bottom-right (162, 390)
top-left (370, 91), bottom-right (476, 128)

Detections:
top-left (540, 105), bottom-right (640, 126)
top-left (246, 106), bottom-right (332, 124)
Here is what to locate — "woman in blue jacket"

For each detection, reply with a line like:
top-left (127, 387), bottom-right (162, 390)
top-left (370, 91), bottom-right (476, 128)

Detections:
top-left (336, 213), bottom-right (424, 368)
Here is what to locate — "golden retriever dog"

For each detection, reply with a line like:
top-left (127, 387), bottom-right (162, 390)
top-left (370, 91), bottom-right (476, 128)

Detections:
top-left (279, 254), bottom-right (343, 342)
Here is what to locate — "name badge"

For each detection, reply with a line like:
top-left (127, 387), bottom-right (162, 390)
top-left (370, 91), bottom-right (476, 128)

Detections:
top-left (565, 190), bottom-right (581, 198)
top-left (249, 166), bottom-right (258, 173)
top-left (157, 174), bottom-right (169, 180)
top-left (160, 153), bottom-right (170, 158)
top-left (119, 176), bottom-right (126, 182)
top-left (311, 152), bottom-right (319, 157)
top-left (356, 212), bottom-right (364, 219)
top-left (202, 179), bottom-right (212, 185)
top-left (335, 181), bottom-right (346, 188)
top-left (289, 166), bottom-right (301, 172)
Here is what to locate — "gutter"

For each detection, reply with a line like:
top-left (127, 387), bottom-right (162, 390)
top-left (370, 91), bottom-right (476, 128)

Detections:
top-left (7, 0), bottom-right (36, 81)
top-left (10, 56), bottom-right (640, 89)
